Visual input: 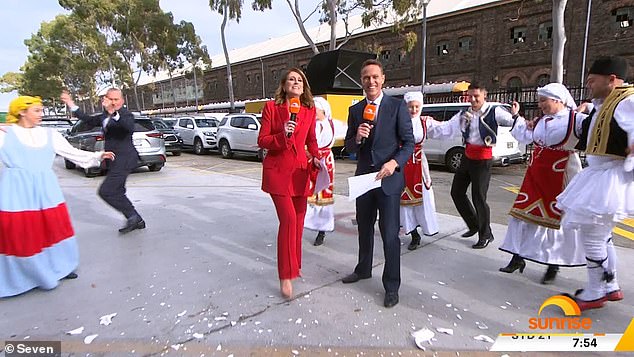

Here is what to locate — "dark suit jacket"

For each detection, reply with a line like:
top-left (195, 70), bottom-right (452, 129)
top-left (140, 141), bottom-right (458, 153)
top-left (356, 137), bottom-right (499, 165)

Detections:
top-left (258, 100), bottom-right (320, 196)
top-left (344, 94), bottom-right (414, 195)
top-left (73, 107), bottom-right (137, 156)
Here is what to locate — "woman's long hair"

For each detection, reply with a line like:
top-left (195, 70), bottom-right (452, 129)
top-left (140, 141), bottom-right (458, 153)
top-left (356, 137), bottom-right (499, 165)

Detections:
top-left (274, 68), bottom-right (314, 108)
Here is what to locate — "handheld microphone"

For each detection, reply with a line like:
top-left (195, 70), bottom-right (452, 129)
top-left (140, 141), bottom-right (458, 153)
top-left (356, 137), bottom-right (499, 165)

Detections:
top-left (287, 97), bottom-right (301, 138)
top-left (360, 102), bottom-right (377, 145)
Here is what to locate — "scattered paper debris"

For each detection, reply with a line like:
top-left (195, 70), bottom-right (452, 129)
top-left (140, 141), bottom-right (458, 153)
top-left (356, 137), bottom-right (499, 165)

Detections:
top-left (411, 327), bottom-right (435, 350)
top-left (170, 344), bottom-right (183, 351)
top-left (99, 313), bottom-right (117, 326)
top-left (193, 333), bottom-right (204, 339)
top-left (177, 310), bottom-right (187, 317)
top-left (456, 314), bottom-right (463, 320)
top-left (431, 295), bottom-right (439, 300)
top-left (438, 281), bottom-right (446, 285)
top-left (295, 318), bottom-right (302, 324)
top-left (476, 322), bottom-right (489, 330)
top-left (436, 327), bottom-right (454, 335)
top-left (66, 327), bottom-right (84, 335)
top-left (473, 335), bottom-right (495, 343)
top-left (84, 334), bottom-right (98, 344)
top-left (216, 344), bottom-right (222, 351)
top-left (214, 316), bottom-right (227, 321)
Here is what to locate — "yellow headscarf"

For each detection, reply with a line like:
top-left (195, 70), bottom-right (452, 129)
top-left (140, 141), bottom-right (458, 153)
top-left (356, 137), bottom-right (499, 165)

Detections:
top-left (7, 96), bottom-right (42, 123)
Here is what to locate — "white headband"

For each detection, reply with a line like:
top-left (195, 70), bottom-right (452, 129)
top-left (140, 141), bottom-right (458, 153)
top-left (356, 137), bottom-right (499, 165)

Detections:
top-left (403, 91), bottom-right (424, 104)
top-left (537, 83), bottom-right (577, 110)
top-left (313, 97), bottom-right (332, 120)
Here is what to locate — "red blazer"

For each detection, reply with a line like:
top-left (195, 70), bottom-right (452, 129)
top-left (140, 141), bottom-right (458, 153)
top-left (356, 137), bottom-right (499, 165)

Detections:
top-left (258, 100), bottom-right (319, 196)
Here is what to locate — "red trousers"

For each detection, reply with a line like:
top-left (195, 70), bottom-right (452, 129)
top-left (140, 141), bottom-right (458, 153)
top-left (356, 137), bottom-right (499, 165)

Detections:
top-left (271, 194), bottom-right (307, 280)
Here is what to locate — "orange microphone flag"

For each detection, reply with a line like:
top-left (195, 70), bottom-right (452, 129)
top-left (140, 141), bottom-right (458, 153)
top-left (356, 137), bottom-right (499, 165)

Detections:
top-left (363, 103), bottom-right (377, 122)
top-left (289, 97), bottom-right (301, 114)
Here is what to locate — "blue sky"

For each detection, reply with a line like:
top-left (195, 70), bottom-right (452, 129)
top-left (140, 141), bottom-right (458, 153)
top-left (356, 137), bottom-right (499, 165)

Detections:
top-left (0, 0), bottom-right (323, 111)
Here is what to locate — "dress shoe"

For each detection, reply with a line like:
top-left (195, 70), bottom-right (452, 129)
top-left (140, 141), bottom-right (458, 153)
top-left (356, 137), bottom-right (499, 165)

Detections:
top-left (472, 236), bottom-right (494, 249)
top-left (407, 235), bottom-right (421, 251)
top-left (313, 231), bottom-right (325, 246)
top-left (540, 265), bottom-right (559, 284)
top-left (280, 279), bottom-right (293, 299)
top-left (64, 272), bottom-right (78, 279)
top-left (341, 272), bottom-right (371, 284)
top-left (606, 289), bottom-right (624, 301)
top-left (119, 215), bottom-right (146, 234)
top-left (564, 293), bottom-right (607, 311)
top-left (461, 228), bottom-right (478, 238)
top-left (499, 254), bottom-right (525, 273)
top-left (384, 292), bottom-right (399, 308)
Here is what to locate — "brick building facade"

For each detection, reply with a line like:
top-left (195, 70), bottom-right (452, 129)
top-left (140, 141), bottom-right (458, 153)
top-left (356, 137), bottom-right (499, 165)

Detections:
top-left (130, 0), bottom-right (634, 111)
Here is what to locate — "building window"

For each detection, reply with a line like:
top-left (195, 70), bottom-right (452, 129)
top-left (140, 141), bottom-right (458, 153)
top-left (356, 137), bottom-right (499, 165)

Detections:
top-left (436, 41), bottom-right (450, 56)
top-left (246, 74), bottom-right (252, 83)
top-left (272, 70), bottom-right (278, 80)
top-left (613, 7), bottom-right (633, 28)
top-left (255, 74), bottom-right (261, 83)
top-left (398, 51), bottom-right (408, 62)
top-left (536, 74), bottom-right (550, 86)
top-left (380, 49), bottom-right (391, 61)
top-left (507, 76), bottom-right (523, 89)
top-left (538, 21), bottom-right (553, 41)
top-left (511, 26), bottom-right (527, 44)
top-left (458, 37), bottom-right (472, 52)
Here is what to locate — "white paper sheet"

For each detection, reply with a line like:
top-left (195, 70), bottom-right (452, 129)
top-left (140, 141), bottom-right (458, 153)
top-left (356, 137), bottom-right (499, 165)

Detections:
top-left (347, 173), bottom-right (381, 201)
top-left (314, 158), bottom-right (330, 194)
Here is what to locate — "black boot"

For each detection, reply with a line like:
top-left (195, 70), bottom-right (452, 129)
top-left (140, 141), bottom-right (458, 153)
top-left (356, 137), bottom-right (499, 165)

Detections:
top-left (119, 214), bottom-right (146, 234)
top-left (499, 254), bottom-right (526, 273)
top-left (313, 231), bottom-right (325, 246)
top-left (408, 229), bottom-right (421, 251)
top-left (541, 265), bottom-right (559, 284)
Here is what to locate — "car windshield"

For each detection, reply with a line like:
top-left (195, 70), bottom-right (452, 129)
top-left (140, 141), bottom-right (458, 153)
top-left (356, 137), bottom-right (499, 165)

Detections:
top-left (163, 119), bottom-right (176, 127)
top-left (152, 120), bottom-right (169, 129)
top-left (195, 119), bottom-right (217, 128)
top-left (134, 119), bottom-right (155, 132)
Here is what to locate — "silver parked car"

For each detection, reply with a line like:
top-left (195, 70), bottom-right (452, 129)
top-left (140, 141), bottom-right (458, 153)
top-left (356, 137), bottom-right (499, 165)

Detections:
top-left (174, 116), bottom-right (219, 155)
top-left (216, 113), bottom-right (264, 160)
top-left (64, 117), bottom-right (166, 177)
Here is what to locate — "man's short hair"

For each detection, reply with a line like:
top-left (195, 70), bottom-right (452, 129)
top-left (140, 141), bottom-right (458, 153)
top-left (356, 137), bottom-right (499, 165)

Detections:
top-left (105, 88), bottom-right (122, 97)
top-left (468, 83), bottom-right (487, 92)
top-left (361, 59), bottom-right (384, 74)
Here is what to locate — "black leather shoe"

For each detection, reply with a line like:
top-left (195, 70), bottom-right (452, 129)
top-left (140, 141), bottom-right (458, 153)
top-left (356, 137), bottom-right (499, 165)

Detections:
top-left (472, 236), bottom-right (494, 249)
top-left (461, 228), bottom-right (478, 238)
top-left (407, 233), bottom-right (421, 250)
top-left (119, 215), bottom-right (146, 234)
top-left (313, 232), bottom-right (325, 246)
top-left (342, 272), bottom-right (371, 284)
top-left (384, 292), bottom-right (399, 308)
top-left (499, 255), bottom-right (526, 273)
top-left (64, 272), bottom-right (78, 279)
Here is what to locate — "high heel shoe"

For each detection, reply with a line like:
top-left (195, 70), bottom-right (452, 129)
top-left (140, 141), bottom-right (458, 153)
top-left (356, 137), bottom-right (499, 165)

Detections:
top-left (499, 255), bottom-right (526, 273)
top-left (540, 265), bottom-right (559, 284)
top-left (280, 279), bottom-right (293, 299)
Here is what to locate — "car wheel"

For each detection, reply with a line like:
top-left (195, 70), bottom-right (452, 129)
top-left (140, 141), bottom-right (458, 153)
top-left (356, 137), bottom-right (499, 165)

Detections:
top-left (172, 150), bottom-right (182, 156)
top-left (64, 159), bottom-right (76, 169)
top-left (148, 164), bottom-right (163, 172)
top-left (445, 147), bottom-right (465, 173)
top-left (220, 140), bottom-right (233, 159)
top-left (193, 138), bottom-right (205, 155)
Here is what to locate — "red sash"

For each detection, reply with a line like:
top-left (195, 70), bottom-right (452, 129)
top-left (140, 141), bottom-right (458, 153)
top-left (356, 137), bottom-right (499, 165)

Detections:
top-left (465, 143), bottom-right (493, 160)
top-left (509, 146), bottom-right (569, 229)
top-left (401, 142), bottom-right (425, 205)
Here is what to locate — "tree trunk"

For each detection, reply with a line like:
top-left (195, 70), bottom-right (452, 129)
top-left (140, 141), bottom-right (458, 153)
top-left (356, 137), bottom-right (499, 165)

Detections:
top-left (286, 0), bottom-right (319, 54)
top-left (551, 0), bottom-right (567, 83)
top-left (221, 2), bottom-right (235, 111)
top-left (328, 0), bottom-right (337, 51)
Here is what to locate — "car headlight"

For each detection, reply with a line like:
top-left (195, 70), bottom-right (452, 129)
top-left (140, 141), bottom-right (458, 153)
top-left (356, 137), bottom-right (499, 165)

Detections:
top-left (203, 131), bottom-right (214, 136)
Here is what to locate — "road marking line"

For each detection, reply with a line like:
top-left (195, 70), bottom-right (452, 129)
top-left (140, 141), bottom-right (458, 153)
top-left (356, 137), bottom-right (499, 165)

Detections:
top-left (502, 186), bottom-right (520, 194)
top-left (613, 226), bottom-right (634, 241)
top-left (622, 218), bottom-right (634, 228)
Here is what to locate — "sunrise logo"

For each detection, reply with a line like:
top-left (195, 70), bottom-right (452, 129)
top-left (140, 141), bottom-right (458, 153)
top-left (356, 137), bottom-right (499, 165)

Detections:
top-left (528, 295), bottom-right (592, 330)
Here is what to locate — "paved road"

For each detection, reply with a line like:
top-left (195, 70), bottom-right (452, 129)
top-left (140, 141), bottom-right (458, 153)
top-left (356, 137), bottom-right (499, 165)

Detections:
top-left (1, 155), bottom-right (631, 356)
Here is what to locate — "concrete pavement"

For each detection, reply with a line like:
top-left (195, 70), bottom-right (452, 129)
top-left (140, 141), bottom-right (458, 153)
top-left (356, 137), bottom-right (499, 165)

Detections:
top-left (1, 158), bottom-right (632, 356)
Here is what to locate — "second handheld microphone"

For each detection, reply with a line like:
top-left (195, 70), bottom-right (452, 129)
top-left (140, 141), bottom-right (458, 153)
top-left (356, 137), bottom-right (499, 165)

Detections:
top-left (360, 102), bottom-right (377, 145)
top-left (287, 97), bottom-right (301, 138)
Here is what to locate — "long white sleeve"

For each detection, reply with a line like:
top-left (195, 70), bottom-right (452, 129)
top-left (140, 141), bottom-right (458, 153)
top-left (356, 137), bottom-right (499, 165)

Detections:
top-left (51, 130), bottom-right (103, 169)
top-left (316, 119), bottom-right (335, 148)
top-left (614, 95), bottom-right (634, 147)
top-left (411, 117), bottom-right (424, 143)
top-left (426, 113), bottom-right (461, 139)
top-left (510, 117), bottom-right (534, 145)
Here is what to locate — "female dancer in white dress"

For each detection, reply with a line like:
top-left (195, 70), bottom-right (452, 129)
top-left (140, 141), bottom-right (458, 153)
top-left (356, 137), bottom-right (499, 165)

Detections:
top-left (400, 92), bottom-right (439, 250)
top-left (499, 83), bottom-right (586, 284)
top-left (305, 97), bottom-right (335, 246)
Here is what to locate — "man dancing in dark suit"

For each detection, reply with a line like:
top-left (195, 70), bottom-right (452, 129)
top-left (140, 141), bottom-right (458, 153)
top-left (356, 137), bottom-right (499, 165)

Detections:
top-left (61, 89), bottom-right (145, 234)
top-left (342, 59), bottom-right (414, 308)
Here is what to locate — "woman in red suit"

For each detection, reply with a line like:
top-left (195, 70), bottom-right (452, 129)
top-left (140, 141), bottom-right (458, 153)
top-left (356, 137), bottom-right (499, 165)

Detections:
top-left (258, 68), bottom-right (321, 299)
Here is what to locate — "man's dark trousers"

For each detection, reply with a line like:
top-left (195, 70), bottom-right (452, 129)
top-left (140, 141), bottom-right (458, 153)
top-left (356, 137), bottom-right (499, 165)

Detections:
top-left (99, 153), bottom-right (138, 219)
top-left (354, 187), bottom-right (401, 293)
top-left (451, 156), bottom-right (493, 239)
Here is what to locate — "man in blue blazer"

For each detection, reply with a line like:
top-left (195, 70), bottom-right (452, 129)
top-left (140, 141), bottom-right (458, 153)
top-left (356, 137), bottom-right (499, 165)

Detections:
top-left (61, 89), bottom-right (146, 234)
top-left (343, 59), bottom-right (415, 308)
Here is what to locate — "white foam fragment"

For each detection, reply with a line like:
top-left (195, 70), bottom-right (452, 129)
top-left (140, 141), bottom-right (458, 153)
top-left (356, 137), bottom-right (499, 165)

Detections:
top-left (84, 334), bottom-right (98, 344)
top-left (66, 327), bottom-right (84, 335)
top-left (436, 327), bottom-right (454, 335)
top-left (99, 313), bottom-right (117, 326)
top-left (411, 327), bottom-right (435, 350)
top-left (473, 335), bottom-right (495, 343)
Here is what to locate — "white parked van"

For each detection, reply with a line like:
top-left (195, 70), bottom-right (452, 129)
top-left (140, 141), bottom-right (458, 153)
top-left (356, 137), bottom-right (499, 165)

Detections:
top-left (422, 102), bottom-right (526, 172)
